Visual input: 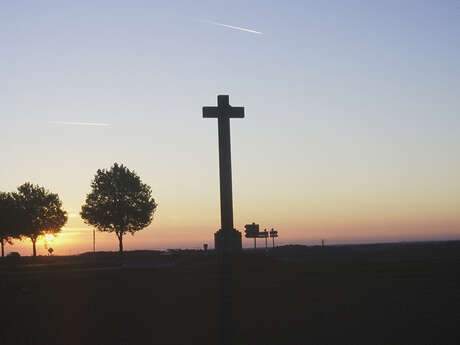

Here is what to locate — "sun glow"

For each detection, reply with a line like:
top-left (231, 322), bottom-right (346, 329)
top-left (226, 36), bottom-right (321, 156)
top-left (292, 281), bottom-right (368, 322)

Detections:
top-left (44, 234), bottom-right (54, 242)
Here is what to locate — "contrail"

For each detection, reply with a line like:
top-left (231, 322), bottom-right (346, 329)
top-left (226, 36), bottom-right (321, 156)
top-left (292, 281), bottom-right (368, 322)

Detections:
top-left (204, 20), bottom-right (263, 35)
top-left (50, 121), bottom-right (110, 127)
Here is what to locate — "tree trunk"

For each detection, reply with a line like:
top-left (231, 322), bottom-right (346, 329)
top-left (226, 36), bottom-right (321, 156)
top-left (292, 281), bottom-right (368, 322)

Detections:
top-left (1, 239), bottom-right (4, 258)
top-left (32, 238), bottom-right (37, 257)
top-left (118, 233), bottom-right (123, 255)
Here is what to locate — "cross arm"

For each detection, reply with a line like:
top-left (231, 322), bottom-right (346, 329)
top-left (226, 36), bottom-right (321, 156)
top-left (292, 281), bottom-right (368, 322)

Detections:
top-left (228, 107), bottom-right (244, 118)
top-left (202, 106), bottom-right (245, 118)
top-left (203, 106), bottom-right (219, 118)
top-left (203, 95), bottom-right (245, 118)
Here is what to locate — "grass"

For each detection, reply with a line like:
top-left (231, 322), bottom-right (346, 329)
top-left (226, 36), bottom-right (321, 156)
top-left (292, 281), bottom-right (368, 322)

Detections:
top-left (1, 242), bottom-right (459, 345)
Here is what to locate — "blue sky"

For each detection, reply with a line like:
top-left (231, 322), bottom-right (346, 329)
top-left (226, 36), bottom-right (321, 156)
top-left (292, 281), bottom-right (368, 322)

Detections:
top-left (1, 0), bottom-right (459, 254)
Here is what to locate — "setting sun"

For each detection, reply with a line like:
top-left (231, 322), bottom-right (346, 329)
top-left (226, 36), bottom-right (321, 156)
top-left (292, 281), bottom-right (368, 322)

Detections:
top-left (44, 234), bottom-right (54, 242)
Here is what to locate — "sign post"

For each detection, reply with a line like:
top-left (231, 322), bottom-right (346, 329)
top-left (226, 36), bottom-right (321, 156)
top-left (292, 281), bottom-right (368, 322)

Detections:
top-left (269, 228), bottom-right (278, 248)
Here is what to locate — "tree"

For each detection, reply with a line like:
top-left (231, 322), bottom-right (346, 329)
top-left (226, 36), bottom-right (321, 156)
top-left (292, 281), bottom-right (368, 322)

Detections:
top-left (0, 192), bottom-right (23, 257)
top-left (14, 183), bottom-right (68, 257)
top-left (81, 163), bottom-right (157, 255)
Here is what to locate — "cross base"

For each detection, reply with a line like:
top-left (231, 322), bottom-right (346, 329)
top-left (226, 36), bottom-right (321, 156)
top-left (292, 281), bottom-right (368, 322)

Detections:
top-left (214, 229), bottom-right (242, 253)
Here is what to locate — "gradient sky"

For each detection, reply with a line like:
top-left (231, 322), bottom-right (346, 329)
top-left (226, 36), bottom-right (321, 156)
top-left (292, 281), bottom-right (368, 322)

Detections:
top-left (1, 0), bottom-right (459, 255)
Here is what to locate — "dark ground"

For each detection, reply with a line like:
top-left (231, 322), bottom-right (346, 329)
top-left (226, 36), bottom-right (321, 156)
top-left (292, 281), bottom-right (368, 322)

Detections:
top-left (1, 241), bottom-right (460, 345)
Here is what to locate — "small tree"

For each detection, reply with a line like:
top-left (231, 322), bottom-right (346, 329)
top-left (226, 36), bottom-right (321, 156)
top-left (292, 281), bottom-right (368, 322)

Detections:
top-left (0, 192), bottom-right (22, 257)
top-left (14, 183), bottom-right (68, 257)
top-left (81, 163), bottom-right (157, 255)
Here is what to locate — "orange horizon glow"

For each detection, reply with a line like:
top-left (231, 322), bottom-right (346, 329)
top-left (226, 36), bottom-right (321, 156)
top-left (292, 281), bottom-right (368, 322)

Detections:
top-left (4, 176), bottom-right (460, 257)
top-left (5, 215), bottom-right (460, 257)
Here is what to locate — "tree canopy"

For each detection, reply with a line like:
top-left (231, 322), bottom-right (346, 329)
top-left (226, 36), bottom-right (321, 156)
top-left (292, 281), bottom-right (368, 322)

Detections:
top-left (81, 163), bottom-right (157, 254)
top-left (0, 192), bottom-right (23, 257)
top-left (14, 183), bottom-right (68, 257)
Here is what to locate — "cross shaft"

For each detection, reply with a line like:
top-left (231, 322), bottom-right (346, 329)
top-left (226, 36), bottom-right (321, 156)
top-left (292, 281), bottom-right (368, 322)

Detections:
top-left (203, 94), bottom-right (244, 345)
top-left (203, 95), bottom-right (244, 234)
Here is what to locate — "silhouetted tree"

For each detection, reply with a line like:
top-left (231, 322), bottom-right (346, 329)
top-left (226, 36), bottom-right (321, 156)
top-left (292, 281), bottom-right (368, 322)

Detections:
top-left (0, 192), bottom-right (22, 257)
top-left (80, 163), bottom-right (157, 255)
top-left (14, 183), bottom-right (68, 257)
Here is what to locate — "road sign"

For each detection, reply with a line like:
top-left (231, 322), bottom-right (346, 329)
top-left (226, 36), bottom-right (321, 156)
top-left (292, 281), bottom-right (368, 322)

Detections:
top-left (244, 223), bottom-right (260, 238)
top-left (258, 230), bottom-right (268, 238)
top-left (269, 230), bottom-right (278, 238)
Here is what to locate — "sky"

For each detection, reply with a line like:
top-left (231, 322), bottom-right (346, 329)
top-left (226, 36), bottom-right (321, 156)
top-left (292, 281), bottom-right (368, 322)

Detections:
top-left (1, 0), bottom-right (459, 256)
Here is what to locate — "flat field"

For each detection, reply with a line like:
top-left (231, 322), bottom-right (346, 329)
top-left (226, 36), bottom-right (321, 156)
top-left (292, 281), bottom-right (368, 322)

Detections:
top-left (1, 242), bottom-right (459, 345)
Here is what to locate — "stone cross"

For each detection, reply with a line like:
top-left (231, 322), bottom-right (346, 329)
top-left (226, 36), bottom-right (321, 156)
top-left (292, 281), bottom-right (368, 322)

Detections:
top-left (203, 95), bottom-right (244, 345)
top-left (203, 95), bottom-right (244, 237)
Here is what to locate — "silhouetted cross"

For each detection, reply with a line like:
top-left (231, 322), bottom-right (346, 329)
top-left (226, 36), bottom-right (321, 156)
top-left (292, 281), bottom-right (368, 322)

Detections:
top-left (203, 94), bottom-right (244, 345)
top-left (203, 95), bottom-right (244, 233)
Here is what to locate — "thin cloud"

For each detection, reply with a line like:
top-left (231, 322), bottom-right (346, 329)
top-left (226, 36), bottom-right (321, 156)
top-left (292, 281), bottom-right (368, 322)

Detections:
top-left (203, 20), bottom-right (263, 35)
top-left (50, 121), bottom-right (110, 127)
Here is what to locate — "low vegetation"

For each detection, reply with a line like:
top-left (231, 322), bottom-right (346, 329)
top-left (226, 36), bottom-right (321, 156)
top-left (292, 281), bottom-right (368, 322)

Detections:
top-left (1, 242), bottom-right (459, 345)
